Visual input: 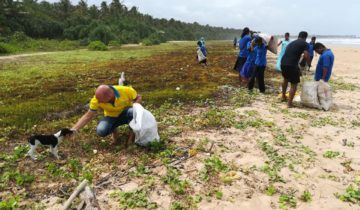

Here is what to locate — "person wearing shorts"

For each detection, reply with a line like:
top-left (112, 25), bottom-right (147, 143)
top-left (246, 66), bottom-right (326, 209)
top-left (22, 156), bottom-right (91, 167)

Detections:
top-left (280, 31), bottom-right (310, 108)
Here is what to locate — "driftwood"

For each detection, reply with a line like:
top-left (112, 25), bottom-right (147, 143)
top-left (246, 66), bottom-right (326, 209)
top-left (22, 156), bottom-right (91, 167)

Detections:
top-left (61, 179), bottom-right (101, 210)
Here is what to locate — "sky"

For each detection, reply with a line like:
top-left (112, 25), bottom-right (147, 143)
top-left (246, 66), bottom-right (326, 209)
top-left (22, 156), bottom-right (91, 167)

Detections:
top-left (45, 0), bottom-right (360, 36)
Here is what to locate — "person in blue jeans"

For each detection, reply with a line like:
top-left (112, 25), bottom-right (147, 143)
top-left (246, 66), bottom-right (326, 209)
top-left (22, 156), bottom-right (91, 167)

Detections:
top-left (72, 85), bottom-right (142, 144)
top-left (248, 37), bottom-right (267, 93)
top-left (313, 42), bottom-right (335, 82)
top-left (233, 27), bottom-right (251, 74)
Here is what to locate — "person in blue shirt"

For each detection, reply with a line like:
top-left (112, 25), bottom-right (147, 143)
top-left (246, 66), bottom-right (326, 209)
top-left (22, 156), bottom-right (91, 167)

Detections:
top-left (233, 27), bottom-right (251, 74)
top-left (240, 37), bottom-right (256, 86)
top-left (196, 41), bottom-right (207, 65)
top-left (300, 36), bottom-right (316, 70)
top-left (248, 36), bottom-right (267, 93)
top-left (314, 42), bottom-right (334, 82)
top-left (276, 32), bottom-right (290, 71)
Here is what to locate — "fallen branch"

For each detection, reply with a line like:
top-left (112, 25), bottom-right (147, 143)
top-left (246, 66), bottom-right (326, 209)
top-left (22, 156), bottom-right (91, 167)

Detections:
top-left (61, 179), bottom-right (88, 210)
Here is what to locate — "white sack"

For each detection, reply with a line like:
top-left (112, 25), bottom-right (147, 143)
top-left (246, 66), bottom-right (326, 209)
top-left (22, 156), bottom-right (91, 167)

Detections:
top-left (258, 33), bottom-right (278, 54)
top-left (129, 103), bottom-right (160, 146)
top-left (318, 80), bottom-right (333, 111)
top-left (301, 81), bottom-right (322, 109)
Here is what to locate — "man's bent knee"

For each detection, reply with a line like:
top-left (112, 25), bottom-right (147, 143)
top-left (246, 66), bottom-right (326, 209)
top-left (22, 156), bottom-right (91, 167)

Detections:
top-left (96, 125), bottom-right (112, 137)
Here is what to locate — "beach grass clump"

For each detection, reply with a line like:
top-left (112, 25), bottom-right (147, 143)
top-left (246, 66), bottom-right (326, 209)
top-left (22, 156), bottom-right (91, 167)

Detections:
top-left (323, 151), bottom-right (341, 159)
top-left (279, 192), bottom-right (297, 210)
top-left (335, 185), bottom-right (360, 205)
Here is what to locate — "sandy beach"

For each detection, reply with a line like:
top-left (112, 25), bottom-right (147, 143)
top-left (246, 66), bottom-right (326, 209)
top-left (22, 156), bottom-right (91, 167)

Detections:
top-left (89, 46), bottom-right (360, 210)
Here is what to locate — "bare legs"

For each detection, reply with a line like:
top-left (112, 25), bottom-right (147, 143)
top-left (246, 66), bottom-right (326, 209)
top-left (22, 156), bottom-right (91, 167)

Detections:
top-left (282, 79), bottom-right (297, 108)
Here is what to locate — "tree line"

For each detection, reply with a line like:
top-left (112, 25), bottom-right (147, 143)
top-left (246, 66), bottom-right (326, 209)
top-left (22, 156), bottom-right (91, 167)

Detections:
top-left (0, 0), bottom-right (242, 45)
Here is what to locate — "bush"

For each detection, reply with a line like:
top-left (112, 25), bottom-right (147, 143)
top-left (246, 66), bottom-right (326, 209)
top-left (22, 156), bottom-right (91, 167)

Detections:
top-left (142, 38), bottom-right (160, 46)
top-left (58, 40), bottom-right (80, 50)
top-left (108, 40), bottom-right (122, 47)
top-left (89, 25), bottom-right (115, 45)
top-left (0, 42), bottom-right (16, 54)
top-left (11, 31), bottom-right (30, 42)
top-left (88, 41), bottom-right (107, 51)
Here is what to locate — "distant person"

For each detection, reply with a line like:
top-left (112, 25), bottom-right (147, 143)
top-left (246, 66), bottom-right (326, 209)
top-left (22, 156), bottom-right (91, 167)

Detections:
top-left (314, 42), bottom-right (334, 82)
top-left (233, 27), bottom-right (251, 76)
top-left (248, 36), bottom-right (267, 93)
top-left (71, 85), bottom-right (142, 144)
top-left (300, 36), bottom-right (316, 71)
top-left (233, 37), bottom-right (238, 48)
top-left (281, 31), bottom-right (310, 108)
top-left (276, 32), bottom-right (290, 71)
top-left (240, 35), bottom-right (256, 86)
top-left (197, 41), bottom-right (207, 65)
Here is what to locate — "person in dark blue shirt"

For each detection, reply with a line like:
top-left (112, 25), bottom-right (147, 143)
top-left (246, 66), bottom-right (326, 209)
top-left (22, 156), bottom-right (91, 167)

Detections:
top-left (300, 36), bottom-right (316, 70)
top-left (196, 41), bottom-right (207, 65)
top-left (240, 39), bottom-right (256, 86)
top-left (314, 42), bottom-right (334, 82)
top-left (233, 27), bottom-right (251, 74)
top-left (248, 36), bottom-right (267, 93)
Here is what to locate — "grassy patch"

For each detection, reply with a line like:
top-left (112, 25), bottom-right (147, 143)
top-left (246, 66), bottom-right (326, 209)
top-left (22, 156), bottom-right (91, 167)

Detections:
top-left (323, 151), bottom-right (340, 159)
top-left (279, 192), bottom-right (297, 210)
top-left (300, 190), bottom-right (312, 202)
top-left (335, 185), bottom-right (360, 205)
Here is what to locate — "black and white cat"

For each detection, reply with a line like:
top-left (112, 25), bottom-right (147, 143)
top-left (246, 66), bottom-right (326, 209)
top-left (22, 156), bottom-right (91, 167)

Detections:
top-left (28, 128), bottom-right (73, 160)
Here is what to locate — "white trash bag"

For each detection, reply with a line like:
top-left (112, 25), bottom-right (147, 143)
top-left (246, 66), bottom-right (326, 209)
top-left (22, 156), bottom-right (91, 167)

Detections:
top-left (301, 81), bottom-right (322, 109)
top-left (197, 48), bottom-right (206, 62)
top-left (318, 80), bottom-right (333, 111)
top-left (258, 33), bottom-right (278, 54)
top-left (129, 103), bottom-right (160, 146)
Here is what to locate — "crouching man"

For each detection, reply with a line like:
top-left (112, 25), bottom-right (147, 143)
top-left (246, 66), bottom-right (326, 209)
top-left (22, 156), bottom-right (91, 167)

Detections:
top-left (71, 85), bottom-right (141, 144)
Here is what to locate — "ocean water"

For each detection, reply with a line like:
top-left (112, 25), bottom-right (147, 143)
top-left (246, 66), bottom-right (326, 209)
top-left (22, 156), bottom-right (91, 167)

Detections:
top-left (316, 38), bottom-right (360, 47)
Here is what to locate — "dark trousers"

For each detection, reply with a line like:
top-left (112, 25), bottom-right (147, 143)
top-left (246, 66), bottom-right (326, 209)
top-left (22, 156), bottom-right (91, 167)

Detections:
top-left (233, 57), bottom-right (246, 70)
top-left (248, 65), bottom-right (266, 93)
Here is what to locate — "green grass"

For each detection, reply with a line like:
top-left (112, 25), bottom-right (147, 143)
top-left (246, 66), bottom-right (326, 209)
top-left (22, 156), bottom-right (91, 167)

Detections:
top-left (335, 185), bottom-right (360, 205)
top-left (323, 151), bottom-right (341, 159)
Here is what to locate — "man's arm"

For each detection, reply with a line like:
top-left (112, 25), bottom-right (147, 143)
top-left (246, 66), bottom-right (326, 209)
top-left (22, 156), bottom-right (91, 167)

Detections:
top-left (322, 67), bottom-right (328, 81)
top-left (72, 111), bottom-right (96, 131)
top-left (303, 50), bottom-right (311, 65)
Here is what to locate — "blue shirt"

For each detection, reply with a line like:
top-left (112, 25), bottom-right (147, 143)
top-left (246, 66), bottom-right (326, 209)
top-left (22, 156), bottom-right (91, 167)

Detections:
top-left (308, 42), bottom-right (315, 57)
top-left (246, 42), bottom-right (256, 63)
top-left (254, 44), bottom-right (267, 66)
top-left (239, 35), bottom-right (251, 58)
top-left (315, 49), bottom-right (334, 82)
top-left (200, 46), bottom-right (207, 56)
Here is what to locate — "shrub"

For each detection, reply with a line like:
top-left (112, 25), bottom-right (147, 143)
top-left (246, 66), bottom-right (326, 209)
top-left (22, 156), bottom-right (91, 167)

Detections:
top-left (0, 42), bottom-right (16, 54)
top-left (11, 31), bottom-right (30, 42)
top-left (58, 40), bottom-right (80, 50)
top-left (88, 41), bottom-right (107, 51)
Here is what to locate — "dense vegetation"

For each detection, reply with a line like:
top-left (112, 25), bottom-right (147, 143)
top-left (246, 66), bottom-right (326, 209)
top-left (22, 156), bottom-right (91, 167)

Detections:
top-left (0, 0), bottom-right (242, 53)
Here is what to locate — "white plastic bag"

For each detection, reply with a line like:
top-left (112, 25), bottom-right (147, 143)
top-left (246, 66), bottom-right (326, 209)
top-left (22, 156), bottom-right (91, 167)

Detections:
top-left (318, 80), bottom-right (333, 111)
top-left (197, 48), bottom-right (206, 62)
top-left (129, 103), bottom-right (160, 146)
top-left (258, 33), bottom-right (278, 54)
top-left (301, 81), bottom-right (322, 109)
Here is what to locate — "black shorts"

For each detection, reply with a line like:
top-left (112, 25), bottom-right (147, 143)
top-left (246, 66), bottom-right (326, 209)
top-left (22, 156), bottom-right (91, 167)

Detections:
top-left (281, 65), bottom-right (300, 84)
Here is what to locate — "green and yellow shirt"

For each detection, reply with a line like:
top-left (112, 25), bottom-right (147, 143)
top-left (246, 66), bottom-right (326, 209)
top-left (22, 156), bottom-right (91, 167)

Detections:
top-left (89, 86), bottom-right (137, 117)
